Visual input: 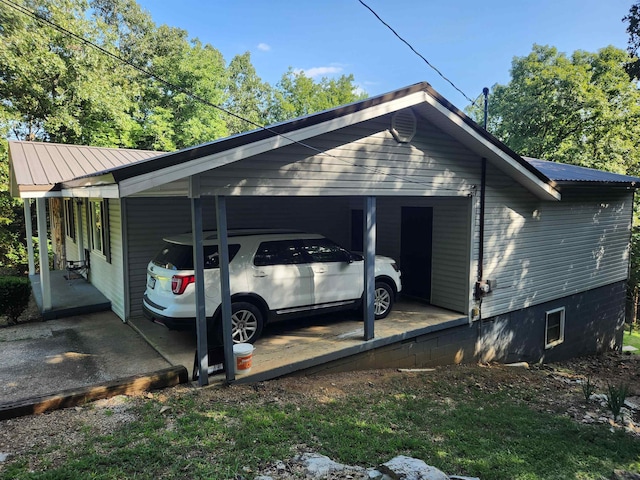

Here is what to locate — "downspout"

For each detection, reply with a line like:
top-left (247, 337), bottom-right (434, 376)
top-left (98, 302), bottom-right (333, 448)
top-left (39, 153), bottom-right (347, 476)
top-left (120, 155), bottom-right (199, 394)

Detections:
top-left (474, 88), bottom-right (489, 318)
top-left (477, 158), bottom-right (486, 287)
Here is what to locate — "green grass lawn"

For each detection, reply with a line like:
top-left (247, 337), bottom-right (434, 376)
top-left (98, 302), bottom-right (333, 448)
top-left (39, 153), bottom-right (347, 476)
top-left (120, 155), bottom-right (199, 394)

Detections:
top-left (2, 367), bottom-right (640, 480)
top-left (624, 327), bottom-right (640, 352)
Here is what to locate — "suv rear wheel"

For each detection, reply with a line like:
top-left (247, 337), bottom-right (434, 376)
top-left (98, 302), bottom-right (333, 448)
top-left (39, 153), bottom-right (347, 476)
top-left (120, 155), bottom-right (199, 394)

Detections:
top-left (230, 302), bottom-right (264, 344)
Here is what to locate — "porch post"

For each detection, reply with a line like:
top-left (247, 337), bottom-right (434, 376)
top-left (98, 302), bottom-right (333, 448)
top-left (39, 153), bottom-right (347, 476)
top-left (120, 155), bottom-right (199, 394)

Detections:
top-left (363, 196), bottom-right (376, 340)
top-left (190, 177), bottom-right (209, 386)
top-left (76, 200), bottom-right (85, 261)
top-left (23, 199), bottom-right (35, 275)
top-left (35, 198), bottom-right (51, 310)
top-left (215, 195), bottom-right (235, 383)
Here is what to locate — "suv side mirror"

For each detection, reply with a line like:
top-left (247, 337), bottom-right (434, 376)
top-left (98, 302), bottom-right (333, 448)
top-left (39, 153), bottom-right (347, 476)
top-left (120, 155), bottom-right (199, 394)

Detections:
top-left (344, 251), bottom-right (354, 264)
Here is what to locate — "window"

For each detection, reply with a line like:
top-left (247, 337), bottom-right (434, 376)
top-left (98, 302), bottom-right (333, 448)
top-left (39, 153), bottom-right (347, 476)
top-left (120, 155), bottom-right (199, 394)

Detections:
top-left (152, 244), bottom-right (240, 270)
top-left (64, 199), bottom-right (76, 241)
top-left (89, 199), bottom-right (110, 261)
top-left (301, 238), bottom-right (352, 263)
top-left (545, 307), bottom-right (565, 349)
top-left (253, 240), bottom-right (306, 266)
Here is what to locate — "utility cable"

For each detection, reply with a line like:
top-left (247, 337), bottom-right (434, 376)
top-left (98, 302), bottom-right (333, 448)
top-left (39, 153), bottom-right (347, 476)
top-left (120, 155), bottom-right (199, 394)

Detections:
top-left (357, 0), bottom-right (477, 106)
top-left (1, 0), bottom-right (476, 194)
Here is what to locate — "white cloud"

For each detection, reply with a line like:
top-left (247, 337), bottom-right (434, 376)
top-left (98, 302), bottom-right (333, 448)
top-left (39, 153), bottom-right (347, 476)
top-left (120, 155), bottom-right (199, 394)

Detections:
top-left (353, 85), bottom-right (367, 96)
top-left (302, 66), bottom-right (343, 78)
top-left (257, 43), bottom-right (271, 51)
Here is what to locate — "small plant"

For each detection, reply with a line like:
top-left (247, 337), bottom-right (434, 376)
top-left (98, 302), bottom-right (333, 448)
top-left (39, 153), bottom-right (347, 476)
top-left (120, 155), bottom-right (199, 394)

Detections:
top-left (606, 382), bottom-right (630, 422)
top-left (581, 375), bottom-right (596, 403)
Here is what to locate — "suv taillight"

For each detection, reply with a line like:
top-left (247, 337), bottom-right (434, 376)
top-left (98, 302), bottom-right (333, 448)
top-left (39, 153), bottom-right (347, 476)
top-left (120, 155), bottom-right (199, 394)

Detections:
top-left (171, 274), bottom-right (195, 294)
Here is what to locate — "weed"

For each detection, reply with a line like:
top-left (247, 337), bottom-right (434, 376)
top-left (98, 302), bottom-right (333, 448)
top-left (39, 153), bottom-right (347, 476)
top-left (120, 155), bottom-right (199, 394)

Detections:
top-left (606, 383), bottom-right (630, 422)
top-left (581, 375), bottom-right (596, 403)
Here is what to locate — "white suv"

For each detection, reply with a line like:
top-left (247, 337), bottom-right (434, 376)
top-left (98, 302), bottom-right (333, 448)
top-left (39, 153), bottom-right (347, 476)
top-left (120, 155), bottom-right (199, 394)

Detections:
top-left (142, 230), bottom-right (402, 344)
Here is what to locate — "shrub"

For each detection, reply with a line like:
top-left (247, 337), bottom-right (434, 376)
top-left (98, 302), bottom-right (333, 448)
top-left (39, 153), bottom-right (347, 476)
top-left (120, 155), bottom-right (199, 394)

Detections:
top-left (0, 276), bottom-right (31, 324)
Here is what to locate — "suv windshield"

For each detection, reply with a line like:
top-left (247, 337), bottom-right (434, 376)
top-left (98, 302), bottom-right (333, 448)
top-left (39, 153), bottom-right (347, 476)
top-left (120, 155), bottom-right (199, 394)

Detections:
top-left (152, 243), bottom-right (240, 270)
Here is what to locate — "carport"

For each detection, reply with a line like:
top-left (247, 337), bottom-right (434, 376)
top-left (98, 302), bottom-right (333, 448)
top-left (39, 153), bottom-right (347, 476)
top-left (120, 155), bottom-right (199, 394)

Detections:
top-left (10, 82), bottom-right (561, 386)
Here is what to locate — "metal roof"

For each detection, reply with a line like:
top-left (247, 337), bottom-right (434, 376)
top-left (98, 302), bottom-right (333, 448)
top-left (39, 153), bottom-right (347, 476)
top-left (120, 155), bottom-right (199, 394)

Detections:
top-left (524, 157), bottom-right (640, 186)
top-left (8, 141), bottom-right (161, 194)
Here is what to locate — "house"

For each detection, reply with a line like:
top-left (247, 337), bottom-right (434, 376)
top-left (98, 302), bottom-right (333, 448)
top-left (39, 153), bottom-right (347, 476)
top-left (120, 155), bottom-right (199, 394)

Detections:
top-left (8, 82), bottom-right (638, 379)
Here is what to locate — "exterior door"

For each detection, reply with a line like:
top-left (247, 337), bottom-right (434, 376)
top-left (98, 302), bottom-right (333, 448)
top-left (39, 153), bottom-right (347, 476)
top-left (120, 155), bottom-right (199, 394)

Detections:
top-left (400, 207), bottom-right (433, 301)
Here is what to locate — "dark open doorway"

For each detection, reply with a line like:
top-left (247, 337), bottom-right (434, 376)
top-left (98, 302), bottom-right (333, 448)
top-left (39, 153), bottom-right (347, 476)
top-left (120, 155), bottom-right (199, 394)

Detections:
top-left (351, 209), bottom-right (363, 252)
top-left (400, 207), bottom-right (433, 301)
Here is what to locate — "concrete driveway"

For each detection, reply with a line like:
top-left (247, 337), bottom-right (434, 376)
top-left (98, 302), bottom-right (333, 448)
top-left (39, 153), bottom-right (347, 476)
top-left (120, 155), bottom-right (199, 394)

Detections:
top-left (0, 312), bottom-right (174, 406)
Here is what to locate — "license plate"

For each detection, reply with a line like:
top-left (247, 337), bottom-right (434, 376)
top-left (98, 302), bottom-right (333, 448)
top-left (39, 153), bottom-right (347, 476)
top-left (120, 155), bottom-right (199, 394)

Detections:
top-left (147, 276), bottom-right (156, 289)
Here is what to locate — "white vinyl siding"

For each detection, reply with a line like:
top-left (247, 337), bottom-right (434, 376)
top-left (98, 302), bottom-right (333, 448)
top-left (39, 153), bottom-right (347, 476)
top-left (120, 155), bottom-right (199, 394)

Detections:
top-left (64, 199), bottom-right (80, 262)
top-left (196, 113), bottom-right (481, 198)
top-left (88, 199), bottom-right (126, 319)
top-left (479, 165), bottom-right (632, 318)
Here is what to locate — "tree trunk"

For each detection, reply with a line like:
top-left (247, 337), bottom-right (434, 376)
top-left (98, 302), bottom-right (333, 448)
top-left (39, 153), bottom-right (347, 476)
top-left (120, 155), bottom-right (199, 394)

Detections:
top-left (49, 198), bottom-right (65, 270)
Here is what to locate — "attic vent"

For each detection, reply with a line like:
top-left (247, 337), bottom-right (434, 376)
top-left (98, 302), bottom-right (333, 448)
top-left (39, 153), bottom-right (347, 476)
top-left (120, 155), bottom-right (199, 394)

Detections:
top-left (390, 110), bottom-right (416, 143)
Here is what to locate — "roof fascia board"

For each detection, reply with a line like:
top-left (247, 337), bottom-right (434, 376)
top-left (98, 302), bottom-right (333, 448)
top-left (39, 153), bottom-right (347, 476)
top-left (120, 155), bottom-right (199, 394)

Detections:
top-left (420, 92), bottom-right (561, 201)
top-left (117, 92), bottom-right (428, 198)
top-left (19, 190), bottom-right (62, 199)
top-left (60, 184), bottom-right (120, 199)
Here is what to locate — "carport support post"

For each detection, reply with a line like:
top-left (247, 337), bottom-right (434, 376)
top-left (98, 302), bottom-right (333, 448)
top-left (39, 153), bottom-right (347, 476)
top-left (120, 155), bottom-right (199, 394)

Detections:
top-left (35, 198), bottom-right (51, 310)
top-left (215, 195), bottom-right (235, 383)
top-left (190, 188), bottom-right (209, 386)
top-left (23, 199), bottom-right (35, 276)
top-left (363, 196), bottom-right (376, 340)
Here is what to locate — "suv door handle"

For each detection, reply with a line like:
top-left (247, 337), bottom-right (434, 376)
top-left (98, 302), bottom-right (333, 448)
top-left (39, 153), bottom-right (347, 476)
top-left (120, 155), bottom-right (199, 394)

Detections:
top-left (312, 267), bottom-right (326, 274)
top-left (253, 270), bottom-right (268, 277)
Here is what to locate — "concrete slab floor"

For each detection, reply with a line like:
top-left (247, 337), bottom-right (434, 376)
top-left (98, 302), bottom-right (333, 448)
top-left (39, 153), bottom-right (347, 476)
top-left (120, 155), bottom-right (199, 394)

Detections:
top-left (128, 298), bottom-right (466, 383)
top-left (0, 312), bottom-right (172, 405)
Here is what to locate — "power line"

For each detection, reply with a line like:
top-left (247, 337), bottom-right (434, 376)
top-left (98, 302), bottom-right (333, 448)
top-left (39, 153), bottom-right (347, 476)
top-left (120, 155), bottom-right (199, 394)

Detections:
top-left (357, 0), bottom-right (477, 107)
top-left (0, 0), bottom-right (475, 194)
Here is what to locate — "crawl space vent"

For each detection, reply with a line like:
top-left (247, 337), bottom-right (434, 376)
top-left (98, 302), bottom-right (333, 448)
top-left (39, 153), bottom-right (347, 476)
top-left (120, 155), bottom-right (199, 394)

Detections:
top-left (390, 110), bottom-right (416, 143)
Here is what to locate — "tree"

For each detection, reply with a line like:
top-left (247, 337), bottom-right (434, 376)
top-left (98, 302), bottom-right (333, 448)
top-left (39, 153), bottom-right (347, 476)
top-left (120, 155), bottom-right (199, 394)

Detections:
top-left (468, 45), bottom-right (640, 176)
top-left (0, 0), bottom-right (137, 145)
top-left (623, 2), bottom-right (640, 79)
top-left (225, 52), bottom-right (274, 135)
top-left (269, 69), bottom-right (367, 123)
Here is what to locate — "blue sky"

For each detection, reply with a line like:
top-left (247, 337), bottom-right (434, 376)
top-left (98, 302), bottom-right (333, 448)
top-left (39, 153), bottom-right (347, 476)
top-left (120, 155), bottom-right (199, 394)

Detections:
top-left (136, 0), bottom-right (633, 110)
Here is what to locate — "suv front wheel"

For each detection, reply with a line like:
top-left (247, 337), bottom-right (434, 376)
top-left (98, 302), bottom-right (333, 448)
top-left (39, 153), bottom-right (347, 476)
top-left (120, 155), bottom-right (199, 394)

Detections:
top-left (374, 281), bottom-right (394, 319)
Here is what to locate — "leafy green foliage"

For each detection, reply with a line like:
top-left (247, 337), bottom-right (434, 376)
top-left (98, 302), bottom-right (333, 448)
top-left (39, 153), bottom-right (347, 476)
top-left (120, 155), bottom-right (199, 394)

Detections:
top-left (468, 45), bottom-right (640, 176)
top-left (623, 2), bottom-right (640, 79)
top-left (0, 276), bottom-right (30, 323)
top-left (269, 69), bottom-right (368, 123)
top-left (0, 0), bottom-right (369, 272)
